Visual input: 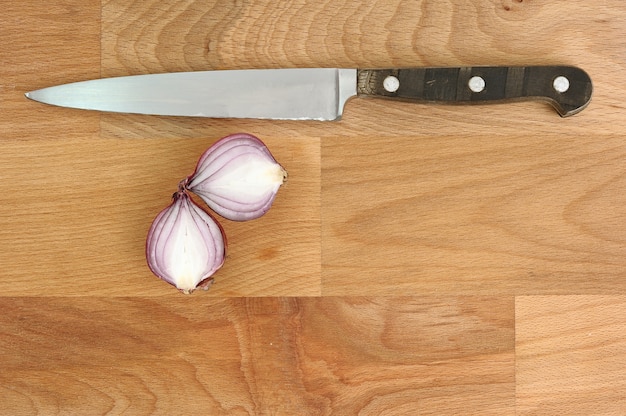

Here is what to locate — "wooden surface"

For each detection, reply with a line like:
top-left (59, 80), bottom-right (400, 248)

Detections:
top-left (1, 0), bottom-right (625, 414)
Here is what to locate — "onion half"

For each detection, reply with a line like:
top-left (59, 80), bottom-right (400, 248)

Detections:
top-left (146, 190), bottom-right (226, 294)
top-left (185, 133), bottom-right (287, 221)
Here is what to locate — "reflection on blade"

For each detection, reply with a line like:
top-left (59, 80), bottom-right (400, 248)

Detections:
top-left (25, 68), bottom-right (358, 121)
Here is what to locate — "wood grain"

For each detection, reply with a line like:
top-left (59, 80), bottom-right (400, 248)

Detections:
top-left (322, 133), bottom-right (626, 295)
top-left (0, 297), bottom-right (514, 415)
top-left (0, 1), bottom-right (101, 141)
top-left (1, 0), bottom-right (625, 414)
top-left (516, 296), bottom-right (626, 415)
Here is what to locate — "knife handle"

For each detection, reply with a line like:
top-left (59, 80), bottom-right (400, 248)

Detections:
top-left (356, 66), bottom-right (592, 117)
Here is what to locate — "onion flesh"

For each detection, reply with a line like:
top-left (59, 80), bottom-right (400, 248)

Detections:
top-left (146, 190), bottom-right (226, 294)
top-left (186, 133), bottom-right (287, 221)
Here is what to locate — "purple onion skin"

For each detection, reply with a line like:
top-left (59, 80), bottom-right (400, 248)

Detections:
top-left (185, 133), bottom-right (287, 222)
top-left (146, 190), bottom-right (227, 294)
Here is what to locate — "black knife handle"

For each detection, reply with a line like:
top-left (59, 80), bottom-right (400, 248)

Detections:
top-left (356, 66), bottom-right (592, 117)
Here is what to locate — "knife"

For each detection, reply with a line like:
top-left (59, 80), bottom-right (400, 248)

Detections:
top-left (25, 66), bottom-right (592, 120)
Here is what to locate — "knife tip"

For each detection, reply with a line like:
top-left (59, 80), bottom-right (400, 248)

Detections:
top-left (24, 90), bottom-right (41, 102)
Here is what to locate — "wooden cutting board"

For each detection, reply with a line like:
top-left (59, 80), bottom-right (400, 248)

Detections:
top-left (1, 0), bottom-right (625, 414)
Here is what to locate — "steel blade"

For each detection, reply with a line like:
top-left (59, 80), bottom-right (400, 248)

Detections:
top-left (25, 68), bottom-right (358, 121)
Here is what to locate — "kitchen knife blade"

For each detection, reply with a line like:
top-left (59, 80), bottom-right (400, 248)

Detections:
top-left (25, 66), bottom-right (592, 119)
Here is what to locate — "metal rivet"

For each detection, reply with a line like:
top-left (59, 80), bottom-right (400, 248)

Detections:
top-left (383, 75), bottom-right (400, 93)
top-left (553, 76), bottom-right (570, 93)
top-left (468, 76), bottom-right (486, 93)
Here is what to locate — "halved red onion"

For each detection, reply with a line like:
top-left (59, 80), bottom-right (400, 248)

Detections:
top-left (185, 133), bottom-right (287, 221)
top-left (146, 190), bottom-right (226, 294)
